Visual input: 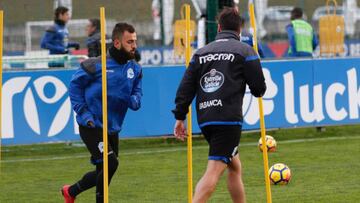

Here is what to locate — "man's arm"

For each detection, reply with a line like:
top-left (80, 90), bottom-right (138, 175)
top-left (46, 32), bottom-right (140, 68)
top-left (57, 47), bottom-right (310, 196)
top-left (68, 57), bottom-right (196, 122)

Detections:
top-left (172, 57), bottom-right (198, 121)
top-left (244, 49), bottom-right (266, 97)
top-left (69, 66), bottom-right (95, 127)
top-left (286, 24), bottom-right (297, 56)
top-left (257, 42), bottom-right (265, 58)
top-left (68, 42), bottom-right (80, 50)
top-left (242, 33), bottom-right (265, 58)
top-left (172, 57), bottom-right (198, 141)
top-left (128, 68), bottom-right (143, 111)
top-left (312, 32), bottom-right (318, 51)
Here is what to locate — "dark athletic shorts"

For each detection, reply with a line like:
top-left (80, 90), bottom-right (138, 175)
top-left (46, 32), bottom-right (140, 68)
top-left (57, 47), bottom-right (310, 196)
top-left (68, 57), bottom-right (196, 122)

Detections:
top-left (79, 125), bottom-right (119, 165)
top-left (201, 125), bottom-right (242, 164)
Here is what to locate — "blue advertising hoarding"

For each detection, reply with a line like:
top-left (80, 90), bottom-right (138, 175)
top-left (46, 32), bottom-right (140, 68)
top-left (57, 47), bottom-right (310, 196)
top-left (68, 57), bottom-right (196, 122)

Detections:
top-left (137, 40), bottom-right (360, 65)
top-left (1, 57), bottom-right (360, 145)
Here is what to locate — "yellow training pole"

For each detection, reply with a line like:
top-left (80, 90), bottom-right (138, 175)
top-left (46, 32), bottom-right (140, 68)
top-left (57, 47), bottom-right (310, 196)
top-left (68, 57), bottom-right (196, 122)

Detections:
top-left (249, 2), bottom-right (272, 203)
top-left (184, 4), bottom-right (193, 203)
top-left (100, 7), bottom-right (109, 203)
top-left (0, 11), bottom-right (3, 173)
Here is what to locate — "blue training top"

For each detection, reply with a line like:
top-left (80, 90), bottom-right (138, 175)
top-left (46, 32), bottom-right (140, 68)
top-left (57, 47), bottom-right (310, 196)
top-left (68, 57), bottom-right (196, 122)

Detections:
top-left (240, 31), bottom-right (265, 58)
top-left (69, 56), bottom-right (142, 133)
top-left (40, 21), bottom-right (78, 54)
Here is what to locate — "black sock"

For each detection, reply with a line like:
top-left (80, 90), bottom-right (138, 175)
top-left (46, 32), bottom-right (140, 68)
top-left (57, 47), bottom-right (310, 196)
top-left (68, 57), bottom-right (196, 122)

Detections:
top-left (68, 183), bottom-right (82, 197)
top-left (69, 170), bottom-right (97, 197)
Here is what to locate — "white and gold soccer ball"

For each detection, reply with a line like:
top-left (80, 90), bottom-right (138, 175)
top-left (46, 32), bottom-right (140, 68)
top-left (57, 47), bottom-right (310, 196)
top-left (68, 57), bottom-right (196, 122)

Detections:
top-left (269, 163), bottom-right (292, 185)
top-left (258, 135), bottom-right (277, 152)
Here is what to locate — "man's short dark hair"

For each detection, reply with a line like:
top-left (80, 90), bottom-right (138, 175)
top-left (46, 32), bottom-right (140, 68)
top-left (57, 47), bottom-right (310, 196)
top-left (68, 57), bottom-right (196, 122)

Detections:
top-left (217, 7), bottom-right (241, 32)
top-left (89, 19), bottom-right (100, 31)
top-left (112, 23), bottom-right (135, 41)
top-left (291, 7), bottom-right (303, 20)
top-left (55, 6), bottom-right (69, 20)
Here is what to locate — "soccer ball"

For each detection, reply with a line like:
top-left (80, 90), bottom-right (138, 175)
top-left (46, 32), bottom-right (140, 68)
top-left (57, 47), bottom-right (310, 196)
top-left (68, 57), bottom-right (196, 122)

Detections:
top-left (258, 135), bottom-right (277, 152)
top-left (269, 163), bottom-right (291, 185)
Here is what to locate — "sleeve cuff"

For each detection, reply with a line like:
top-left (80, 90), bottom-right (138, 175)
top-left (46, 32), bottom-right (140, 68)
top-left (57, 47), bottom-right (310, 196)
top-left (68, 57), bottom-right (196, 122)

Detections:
top-left (128, 95), bottom-right (141, 111)
top-left (80, 111), bottom-right (95, 124)
top-left (172, 110), bottom-right (186, 121)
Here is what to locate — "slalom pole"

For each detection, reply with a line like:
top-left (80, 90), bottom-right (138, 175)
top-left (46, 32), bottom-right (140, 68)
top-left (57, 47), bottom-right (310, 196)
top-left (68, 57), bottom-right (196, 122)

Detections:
top-left (100, 7), bottom-right (109, 203)
top-left (184, 4), bottom-right (193, 203)
top-left (248, 2), bottom-right (272, 203)
top-left (0, 10), bottom-right (3, 173)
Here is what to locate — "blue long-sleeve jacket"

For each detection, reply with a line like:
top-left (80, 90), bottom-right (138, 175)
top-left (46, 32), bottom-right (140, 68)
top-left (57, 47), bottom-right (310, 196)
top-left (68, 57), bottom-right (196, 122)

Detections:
top-left (240, 31), bottom-right (265, 58)
top-left (286, 24), bottom-right (318, 57)
top-left (69, 56), bottom-right (142, 133)
top-left (40, 21), bottom-right (79, 54)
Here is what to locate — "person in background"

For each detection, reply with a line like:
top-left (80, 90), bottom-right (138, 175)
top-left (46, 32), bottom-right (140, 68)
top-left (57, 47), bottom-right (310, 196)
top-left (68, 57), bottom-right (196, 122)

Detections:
top-left (86, 19), bottom-right (111, 57)
top-left (40, 6), bottom-right (80, 67)
top-left (286, 7), bottom-right (318, 57)
top-left (86, 19), bottom-right (102, 57)
top-left (239, 16), bottom-right (265, 58)
top-left (41, 6), bottom-right (80, 55)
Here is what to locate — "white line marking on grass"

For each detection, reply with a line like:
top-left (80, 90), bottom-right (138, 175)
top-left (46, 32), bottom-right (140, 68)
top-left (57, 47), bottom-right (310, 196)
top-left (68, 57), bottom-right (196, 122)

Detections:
top-left (1, 154), bottom-right (90, 163)
top-left (2, 136), bottom-right (360, 163)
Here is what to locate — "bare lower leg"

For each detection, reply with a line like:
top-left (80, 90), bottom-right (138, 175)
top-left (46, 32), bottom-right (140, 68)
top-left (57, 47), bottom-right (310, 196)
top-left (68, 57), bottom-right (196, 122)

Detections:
top-left (227, 155), bottom-right (246, 203)
top-left (193, 160), bottom-right (227, 203)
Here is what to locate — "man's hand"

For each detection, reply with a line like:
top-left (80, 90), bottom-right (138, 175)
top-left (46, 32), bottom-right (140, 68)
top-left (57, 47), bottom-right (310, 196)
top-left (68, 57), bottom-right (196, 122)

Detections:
top-left (87, 120), bottom-right (95, 128)
top-left (74, 43), bottom-right (80, 50)
top-left (128, 95), bottom-right (141, 111)
top-left (174, 120), bottom-right (187, 141)
top-left (63, 48), bottom-right (69, 54)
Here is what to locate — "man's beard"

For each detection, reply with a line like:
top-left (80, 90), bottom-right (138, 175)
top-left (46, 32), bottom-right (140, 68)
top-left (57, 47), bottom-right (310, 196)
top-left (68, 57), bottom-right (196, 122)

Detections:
top-left (119, 46), bottom-right (135, 60)
top-left (109, 45), bottom-right (138, 64)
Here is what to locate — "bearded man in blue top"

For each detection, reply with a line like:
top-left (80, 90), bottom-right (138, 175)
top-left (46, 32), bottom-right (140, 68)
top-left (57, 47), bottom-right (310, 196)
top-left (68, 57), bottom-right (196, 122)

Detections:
top-left (62, 22), bottom-right (142, 203)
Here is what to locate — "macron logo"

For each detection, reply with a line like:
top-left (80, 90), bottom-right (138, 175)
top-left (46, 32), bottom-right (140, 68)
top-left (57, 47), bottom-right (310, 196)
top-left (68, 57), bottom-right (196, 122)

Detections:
top-left (199, 53), bottom-right (235, 64)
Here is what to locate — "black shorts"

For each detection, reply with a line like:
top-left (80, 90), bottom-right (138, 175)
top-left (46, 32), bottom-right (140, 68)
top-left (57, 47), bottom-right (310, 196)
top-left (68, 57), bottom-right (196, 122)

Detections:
top-left (201, 125), bottom-right (242, 164)
top-left (79, 125), bottom-right (119, 165)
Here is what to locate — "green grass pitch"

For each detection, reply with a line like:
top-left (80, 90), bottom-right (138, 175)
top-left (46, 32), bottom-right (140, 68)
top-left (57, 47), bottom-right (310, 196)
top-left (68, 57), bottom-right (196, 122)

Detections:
top-left (1, 125), bottom-right (360, 202)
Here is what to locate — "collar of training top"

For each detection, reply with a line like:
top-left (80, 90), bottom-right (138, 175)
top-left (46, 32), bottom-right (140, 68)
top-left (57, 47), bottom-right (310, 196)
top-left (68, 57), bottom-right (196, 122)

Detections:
top-left (88, 30), bottom-right (101, 38)
top-left (54, 19), bottom-right (66, 26)
top-left (215, 30), bottom-right (240, 41)
top-left (109, 46), bottom-right (133, 65)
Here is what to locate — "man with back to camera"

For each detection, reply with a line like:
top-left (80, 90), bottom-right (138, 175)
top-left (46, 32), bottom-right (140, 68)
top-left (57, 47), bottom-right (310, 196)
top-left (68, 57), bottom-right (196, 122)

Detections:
top-left (40, 6), bottom-right (80, 67)
top-left (172, 8), bottom-right (266, 203)
top-left (62, 22), bottom-right (142, 203)
top-left (286, 7), bottom-right (318, 57)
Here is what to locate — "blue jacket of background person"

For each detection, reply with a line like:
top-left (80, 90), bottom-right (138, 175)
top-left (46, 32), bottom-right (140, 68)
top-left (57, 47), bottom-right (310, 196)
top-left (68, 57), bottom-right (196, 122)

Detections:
top-left (240, 31), bottom-right (265, 58)
top-left (69, 47), bottom-right (142, 133)
top-left (86, 31), bottom-right (112, 57)
top-left (40, 20), bottom-right (79, 54)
